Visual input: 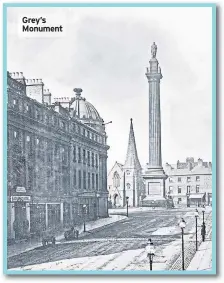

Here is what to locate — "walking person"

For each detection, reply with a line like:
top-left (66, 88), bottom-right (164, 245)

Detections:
top-left (201, 224), bottom-right (206, 242)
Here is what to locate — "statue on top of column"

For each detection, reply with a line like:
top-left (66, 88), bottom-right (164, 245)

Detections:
top-left (151, 42), bottom-right (157, 58)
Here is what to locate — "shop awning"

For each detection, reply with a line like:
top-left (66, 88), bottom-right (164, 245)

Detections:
top-left (189, 193), bottom-right (205, 199)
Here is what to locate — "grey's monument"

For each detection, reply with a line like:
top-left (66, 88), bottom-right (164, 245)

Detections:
top-left (142, 42), bottom-right (167, 207)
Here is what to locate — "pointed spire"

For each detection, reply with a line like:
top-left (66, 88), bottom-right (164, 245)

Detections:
top-left (124, 118), bottom-right (141, 169)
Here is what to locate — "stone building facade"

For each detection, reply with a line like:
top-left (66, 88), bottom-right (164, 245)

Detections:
top-left (164, 158), bottom-right (212, 207)
top-left (7, 72), bottom-right (109, 240)
top-left (107, 119), bottom-right (144, 207)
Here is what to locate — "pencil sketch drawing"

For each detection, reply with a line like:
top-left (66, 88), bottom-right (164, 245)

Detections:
top-left (6, 5), bottom-right (214, 273)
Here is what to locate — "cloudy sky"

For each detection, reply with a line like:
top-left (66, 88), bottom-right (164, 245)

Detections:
top-left (7, 6), bottom-right (213, 170)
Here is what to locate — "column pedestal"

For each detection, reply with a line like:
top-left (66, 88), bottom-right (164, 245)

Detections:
top-left (142, 168), bottom-right (167, 207)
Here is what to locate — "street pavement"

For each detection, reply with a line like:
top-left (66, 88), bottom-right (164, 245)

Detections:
top-left (8, 208), bottom-right (212, 271)
top-left (169, 210), bottom-right (212, 271)
top-left (7, 214), bottom-right (126, 258)
top-left (187, 223), bottom-right (213, 271)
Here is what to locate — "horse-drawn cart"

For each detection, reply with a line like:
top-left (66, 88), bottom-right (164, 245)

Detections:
top-left (64, 226), bottom-right (79, 240)
top-left (41, 228), bottom-right (56, 247)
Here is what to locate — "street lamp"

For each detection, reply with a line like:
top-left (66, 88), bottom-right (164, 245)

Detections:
top-left (202, 205), bottom-right (205, 224)
top-left (179, 218), bottom-right (186, 270)
top-left (195, 209), bottom-right (199, 251)
top-left (146, 239), bottom-right (155, 271)
top-left (126, 196), bottom-right (129, 217)
top-left (83, 204), bottom-right (87, 232)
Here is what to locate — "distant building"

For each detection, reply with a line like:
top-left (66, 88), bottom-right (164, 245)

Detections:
top-left (7, 71), bottom-right (109, 241)
top-left (107, 119), bottom-right (144, 207)
top-left (164, 158), bottom-right (212, 207)
top-left (108, 155), bottom-right (212, 209)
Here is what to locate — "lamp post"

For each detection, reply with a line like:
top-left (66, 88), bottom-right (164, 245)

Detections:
top-left (179, 218), bottom-right (186, 270)
top-left (146, 239), bottom-right (155, 270)
top-left (195, 209), bottom-right (199, 251)
top-left (202, 205), bottom-right (205, 224)
top-left (126, 196), bottom-right (129, 217)
top-left (83, 204), bottom-right (87, 232)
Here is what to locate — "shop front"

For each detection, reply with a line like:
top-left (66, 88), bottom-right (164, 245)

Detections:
top-left (78, 192), bottom-right (99, 222)
top-left (207, 193), bottom-right (212, 206)
top-left (189, 193), bottom-right (206, 207)
top-left (63, 201), bottom-right (72, 228)
top-left (30, 204), bottom-right (46, 235)
top-left (8, 195), bottom-right (31, 241)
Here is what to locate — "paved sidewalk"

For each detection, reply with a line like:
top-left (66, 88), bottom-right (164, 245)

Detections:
top-left (187, 240), bottom-right (212, 271)
top-left (169, 211), bottom-right (212, 270)
top-left (109, 207), bottom-right (172, 214)
top-left (7, 214), bottom-right (126, 258)
top-left (109, 206), bottom-right (212, 215)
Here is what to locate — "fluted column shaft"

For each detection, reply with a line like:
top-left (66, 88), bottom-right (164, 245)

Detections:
top-left (146, 58), bottom-right (163, 169)
top-left (148, 77), bottom-right (162, 168)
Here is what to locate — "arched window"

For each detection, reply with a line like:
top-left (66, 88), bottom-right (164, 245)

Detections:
top-left (113, 171), bottom-right (120, 188)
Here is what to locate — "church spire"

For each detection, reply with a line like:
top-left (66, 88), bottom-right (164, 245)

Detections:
top-left (124, 118), bottom-right (141, 169)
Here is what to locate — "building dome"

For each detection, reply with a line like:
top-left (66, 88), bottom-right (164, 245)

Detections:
top-left (71, 88), bottom-right (102, 121)
top-left (70, 88), bottom-right (105, 132)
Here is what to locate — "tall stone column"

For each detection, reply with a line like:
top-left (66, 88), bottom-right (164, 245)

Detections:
top-left (146, 43), bottom-right (163, 169)
top-left (142, 42), bottom-right (167, 207)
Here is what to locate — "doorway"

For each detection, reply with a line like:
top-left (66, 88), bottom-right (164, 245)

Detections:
top-left (13, 202), bottom-right (28, 240)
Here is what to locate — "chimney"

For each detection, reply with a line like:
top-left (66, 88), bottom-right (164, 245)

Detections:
top-left (9, 71), bottom-right (26, 85)
top-left (43, 88), bottom-right (52, 105)
top-left (198, 158), bottom-right (203, 167)
top-left (25, 78), bottom-right (44, 104)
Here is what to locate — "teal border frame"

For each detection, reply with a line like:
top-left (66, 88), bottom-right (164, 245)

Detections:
top-left (3, 2), bottom-right (216, 276)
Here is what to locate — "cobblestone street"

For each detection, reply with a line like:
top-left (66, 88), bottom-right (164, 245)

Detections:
top-left (8, 208), bottom-right (212, 271)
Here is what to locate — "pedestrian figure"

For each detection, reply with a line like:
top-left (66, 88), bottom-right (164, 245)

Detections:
top-left (201, 224), bottom-right (206, 242)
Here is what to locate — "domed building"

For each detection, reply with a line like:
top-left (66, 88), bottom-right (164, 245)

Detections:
top-left (7, 72), bottom-right (110, 241)
top-left (70, 88), bottom-right (106, 134)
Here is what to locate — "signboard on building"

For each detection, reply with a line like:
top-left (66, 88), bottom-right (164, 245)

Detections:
top-left (16, 186), bottom-right (26, 193)
top-left (11, 196), bottom-right (31, 202)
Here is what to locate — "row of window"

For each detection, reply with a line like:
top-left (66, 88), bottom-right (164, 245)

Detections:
top-left (72, 124), bottom-right (100, 143)
top-left (169, 176), bottom-right (200, 183)
top-left (12, 131), bottom-right (99, 167)
top-left (11, 98), bottom-right (104, 144)
top-left (73, 170), bottom-right (99, 190)
top-left (73, 147), bottom-right (98, 168)
top-left (168, 185), bottom-right (200, 194)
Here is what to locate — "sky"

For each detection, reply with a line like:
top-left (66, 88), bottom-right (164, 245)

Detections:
top-left (7, 6), bottom-right (213, 170)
